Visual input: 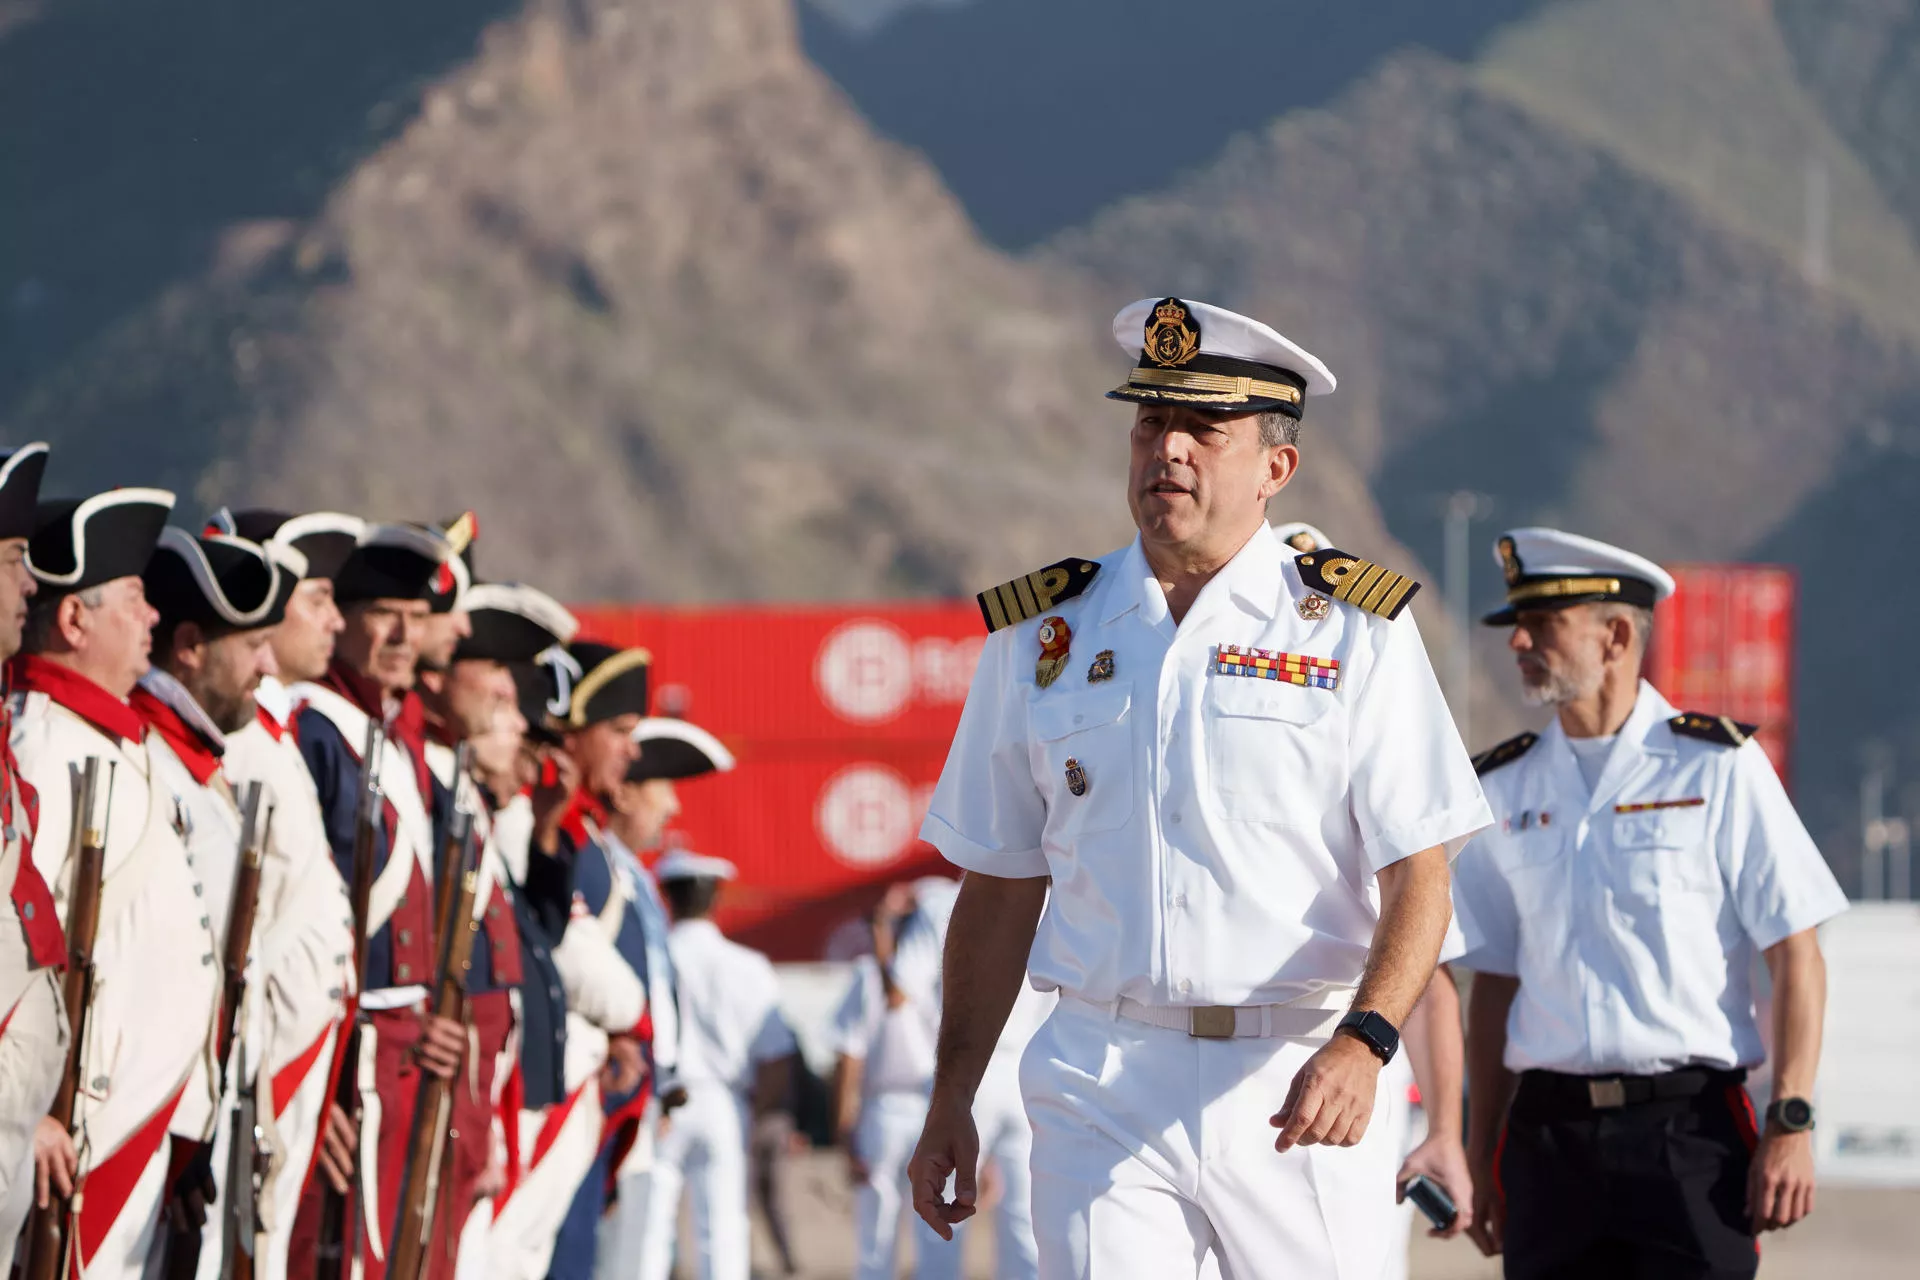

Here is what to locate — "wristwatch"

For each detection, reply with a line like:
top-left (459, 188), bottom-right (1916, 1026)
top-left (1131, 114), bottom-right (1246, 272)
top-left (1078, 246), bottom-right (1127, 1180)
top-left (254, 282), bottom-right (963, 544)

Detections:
top-left (1336, 1009), bottom-right (1400, 1065)
top-left (1765, 1097), bottom-right (1815, 1133)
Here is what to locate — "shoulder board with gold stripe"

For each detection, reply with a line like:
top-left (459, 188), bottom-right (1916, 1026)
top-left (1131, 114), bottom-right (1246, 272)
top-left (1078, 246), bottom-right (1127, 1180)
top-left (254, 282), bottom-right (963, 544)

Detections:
top-left (975, 558), bottom-right (1101, 634)
top-left (1293, 548), bottom-right (1421, 621)
top-left (1471, 731), bottom-right (1538, 776)
top-left (1668, 712), bottom-right (1758, 748)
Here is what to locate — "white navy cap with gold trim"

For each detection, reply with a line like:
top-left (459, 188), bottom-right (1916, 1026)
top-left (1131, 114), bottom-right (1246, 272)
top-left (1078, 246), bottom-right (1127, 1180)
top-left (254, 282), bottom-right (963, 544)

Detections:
top-left (653, 849), bottom-right (738, 884)
top-left (1108, 297), bottom-right (1335, 418)
top-left (1483, 527), bottom-right (1676, 626)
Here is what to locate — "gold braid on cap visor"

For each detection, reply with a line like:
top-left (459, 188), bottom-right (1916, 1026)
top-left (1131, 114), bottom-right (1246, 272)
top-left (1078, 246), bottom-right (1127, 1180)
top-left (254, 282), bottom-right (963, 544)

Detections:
top-left (1506, 576), bottom-right (1623, 603)
top-left (1117, 367), bottom-right (1303, 405)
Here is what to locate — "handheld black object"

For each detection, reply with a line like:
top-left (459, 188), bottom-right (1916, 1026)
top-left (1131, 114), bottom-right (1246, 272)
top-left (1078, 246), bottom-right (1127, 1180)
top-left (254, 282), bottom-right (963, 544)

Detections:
top-left (1402, 1174), bottom-right (1458, 1231)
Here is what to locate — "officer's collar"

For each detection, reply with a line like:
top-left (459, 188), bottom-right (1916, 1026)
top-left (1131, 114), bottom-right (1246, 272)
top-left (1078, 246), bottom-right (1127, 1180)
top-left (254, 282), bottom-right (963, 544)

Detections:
top-left (1540, 680), bottom-right (1678, 760)
top-left (1101, 525), bottom-right (1285, 626)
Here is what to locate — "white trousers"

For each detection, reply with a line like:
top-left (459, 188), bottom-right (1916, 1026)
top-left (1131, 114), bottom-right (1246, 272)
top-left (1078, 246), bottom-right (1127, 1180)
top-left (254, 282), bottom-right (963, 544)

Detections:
top-left (0, 973), bottom-right (66, 1260)
top-left (851, 1090), bottom-right (962, 1280)
top-left (1022, 999), bottom-right (1405, 1280)
top-left (491, 1084), bottom-right (603, 1280)
top-left (973, 1055), bottom-right (1038, 1280)
top-left (622, 1083), bottom-right (752, 1280)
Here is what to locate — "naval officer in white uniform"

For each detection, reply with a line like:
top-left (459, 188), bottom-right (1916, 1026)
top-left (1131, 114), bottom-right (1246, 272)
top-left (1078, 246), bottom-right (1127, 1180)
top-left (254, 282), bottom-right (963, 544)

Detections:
top-left (1452, 528), bottom-right (1847, 1279)
top-left (908, 297), bottom-right (1492, 1279)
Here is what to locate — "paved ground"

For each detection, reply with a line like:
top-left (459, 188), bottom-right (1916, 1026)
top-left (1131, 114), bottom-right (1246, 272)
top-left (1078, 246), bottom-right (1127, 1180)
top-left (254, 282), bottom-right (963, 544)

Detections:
top-left (716, 1150), bottom-right (1920, 1278)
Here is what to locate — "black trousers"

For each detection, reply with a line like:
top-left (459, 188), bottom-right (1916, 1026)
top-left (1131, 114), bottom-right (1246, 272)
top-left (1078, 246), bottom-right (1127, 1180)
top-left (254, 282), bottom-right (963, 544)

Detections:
top-left (1500, 1072), bottom-right (1761, 1280)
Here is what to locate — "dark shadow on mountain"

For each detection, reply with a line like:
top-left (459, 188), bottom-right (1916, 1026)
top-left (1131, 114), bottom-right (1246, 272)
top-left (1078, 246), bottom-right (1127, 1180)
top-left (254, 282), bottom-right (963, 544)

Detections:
top-left (1750, 399), bottom-right (1920, 890)
top-left (0, 0), bottom-right (521, 415)
top-left (799, 0), bottom-right (1554, 248)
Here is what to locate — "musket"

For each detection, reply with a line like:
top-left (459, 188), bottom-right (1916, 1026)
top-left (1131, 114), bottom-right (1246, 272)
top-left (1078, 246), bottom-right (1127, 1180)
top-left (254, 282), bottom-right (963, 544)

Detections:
top-left (20, 759), bottom-right (110, 1280)
top-left (223, 800), bottom-right (274, 1280)
top-left (316, 719), bottom-right (386, 1280)
top-left (385, 747), bottom-right (478, 1280)
top-left (161, 782), bottom-right (270, 1280)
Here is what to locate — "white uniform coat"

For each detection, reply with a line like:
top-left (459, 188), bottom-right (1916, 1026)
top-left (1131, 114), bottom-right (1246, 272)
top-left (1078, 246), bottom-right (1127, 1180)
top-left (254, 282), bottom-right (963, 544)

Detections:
top-left (0, 758), bottom-right (66, 1258)
top-left (1452, 681), bottom-right (1849, 1075)
top-left (12, 685), bottom-right (220, 1280)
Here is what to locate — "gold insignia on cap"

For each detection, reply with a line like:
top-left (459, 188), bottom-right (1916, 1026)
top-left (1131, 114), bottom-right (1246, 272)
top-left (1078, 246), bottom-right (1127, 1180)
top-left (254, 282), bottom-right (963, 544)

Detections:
top-left (1143, 297), bottom-right (1202, 368)
top-left (976, 558), bottom-right (1101, 634)
top-left (1295, 549), bottom-right (1421, 621)
top-left (1498, 536), bottom-right (1522, 586)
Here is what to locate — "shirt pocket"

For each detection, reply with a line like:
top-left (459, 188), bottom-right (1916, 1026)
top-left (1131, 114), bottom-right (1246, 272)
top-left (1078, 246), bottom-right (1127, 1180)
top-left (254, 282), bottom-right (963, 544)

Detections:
top-left (1028, 686), bottom-right (1136, 837)
top-left (1204, 676), bottom-right (1341, 826)
top-left (1612, 806), bottom-right (1717, 900)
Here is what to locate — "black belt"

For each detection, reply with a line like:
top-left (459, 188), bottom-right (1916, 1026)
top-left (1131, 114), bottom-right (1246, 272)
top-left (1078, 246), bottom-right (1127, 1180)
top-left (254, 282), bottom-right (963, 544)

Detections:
top-left (1515, 1066), bottom-right (1747, 1116)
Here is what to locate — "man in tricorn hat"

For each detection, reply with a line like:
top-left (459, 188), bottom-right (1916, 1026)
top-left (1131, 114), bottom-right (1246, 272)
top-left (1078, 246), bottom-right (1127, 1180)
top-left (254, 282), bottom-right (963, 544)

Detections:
top-left (286, 521), bottom-right (466, 1280)
top-left (10, 485), bottom-right (224, 1280)
top-left (0, 443), bottom-right (63, 1258)
top-left (909, 297), bottom-right (1489, 1278)
top-left (207, 509), bottom-right (360, 1280)
top-left (1453, 528), bottom-right (1847, 1278)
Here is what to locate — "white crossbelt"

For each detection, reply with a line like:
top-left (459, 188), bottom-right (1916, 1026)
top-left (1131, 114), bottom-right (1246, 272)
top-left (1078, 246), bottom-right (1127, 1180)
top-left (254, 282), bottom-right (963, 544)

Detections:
top-left (1063, 993), bottom-right (1348, 1040)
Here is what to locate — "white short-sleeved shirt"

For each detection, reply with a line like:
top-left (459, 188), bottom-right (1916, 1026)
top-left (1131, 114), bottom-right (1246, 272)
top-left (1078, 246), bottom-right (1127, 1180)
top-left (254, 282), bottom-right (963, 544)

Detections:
top-left (667, 917), bottom-right (795, 1094)
top-left (920, 526), bottom-right (1491, 1008)
top-left (1452, 680), bottom-right (1849, 1075)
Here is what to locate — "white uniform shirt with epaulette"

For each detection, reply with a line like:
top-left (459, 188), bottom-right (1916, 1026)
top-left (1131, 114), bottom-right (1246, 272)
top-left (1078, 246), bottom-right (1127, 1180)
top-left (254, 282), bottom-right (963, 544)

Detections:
top-left (922, 525), bottom-right (1492, 1008)
top-left (1452, 680), bottom-right (1848, 1076)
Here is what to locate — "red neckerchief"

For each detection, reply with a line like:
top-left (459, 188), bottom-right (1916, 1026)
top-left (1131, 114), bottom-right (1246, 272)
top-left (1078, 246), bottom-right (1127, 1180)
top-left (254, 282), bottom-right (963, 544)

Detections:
top-left (388, 691), bottom-right (434, 802)
top-left (318, 659), bottom-right (385, 719)
top-left (1, 670), bottom-right (64, 969)
top-left (7, 655), bottom-right (145, 743)
top-left (128, 687), bottom-right (223, 785)
top-left (255, 704), bottom-right (286, 741)
top-left (559, 787), bottom-right (607, 849)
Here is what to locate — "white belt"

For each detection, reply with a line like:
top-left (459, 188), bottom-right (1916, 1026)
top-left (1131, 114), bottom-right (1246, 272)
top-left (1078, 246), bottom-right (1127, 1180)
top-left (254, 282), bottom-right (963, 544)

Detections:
top-left (1064, 993), bottom-right (1347, 1040)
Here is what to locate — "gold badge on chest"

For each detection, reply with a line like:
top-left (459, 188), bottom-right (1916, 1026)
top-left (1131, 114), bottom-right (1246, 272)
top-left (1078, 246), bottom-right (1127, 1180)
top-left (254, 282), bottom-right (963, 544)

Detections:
top-left (1035, 615), bottom-right (1073, 688)
top-left (1297, 594), bottom-right (1331, 621)
top-left (1086, 649), bottom-right (1115, 683)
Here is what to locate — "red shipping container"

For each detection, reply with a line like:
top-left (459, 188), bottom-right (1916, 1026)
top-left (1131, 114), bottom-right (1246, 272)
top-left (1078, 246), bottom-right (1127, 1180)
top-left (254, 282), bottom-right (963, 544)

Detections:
top-left (568, 602), bottom-right (984, 958)
top-left (1644, 565), bottom-right (1796, 786)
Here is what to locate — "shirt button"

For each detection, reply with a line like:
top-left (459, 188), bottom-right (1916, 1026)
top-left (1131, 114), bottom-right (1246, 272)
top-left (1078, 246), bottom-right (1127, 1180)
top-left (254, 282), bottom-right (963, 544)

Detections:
top-left (193, 884), bottom-right (203, 897)
top-left (399, 930), bottom-right (413, 945)
top-left (1170, 812), bottom-right (1183, 825)
top-left (1178, 979), bottom-right (1193, 996)
top-left (1073, 714), bottom-right (1085, 726)
top-left (1173, 893), bottom-right (1188, 908)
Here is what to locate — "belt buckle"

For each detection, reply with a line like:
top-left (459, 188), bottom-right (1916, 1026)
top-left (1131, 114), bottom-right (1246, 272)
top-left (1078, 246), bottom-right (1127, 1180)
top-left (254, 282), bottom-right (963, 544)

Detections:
top-left (1189, 1007), bottom-right (1236, 1039)
top-left (1587, 1078), bottom-right (1627, 1109)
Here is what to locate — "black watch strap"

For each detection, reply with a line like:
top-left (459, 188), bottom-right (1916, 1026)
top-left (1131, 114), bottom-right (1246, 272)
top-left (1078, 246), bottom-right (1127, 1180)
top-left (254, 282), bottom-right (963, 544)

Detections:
top-left (1336, 1009), bottom-right (1400, 1064)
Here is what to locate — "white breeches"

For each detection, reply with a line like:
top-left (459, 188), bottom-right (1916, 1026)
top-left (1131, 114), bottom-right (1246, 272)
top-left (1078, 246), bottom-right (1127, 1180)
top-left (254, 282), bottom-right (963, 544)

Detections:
top-left (614, 1084), bottom-right (751, 1280)
top-left (1022, 998), bottom-right (1405, 1280)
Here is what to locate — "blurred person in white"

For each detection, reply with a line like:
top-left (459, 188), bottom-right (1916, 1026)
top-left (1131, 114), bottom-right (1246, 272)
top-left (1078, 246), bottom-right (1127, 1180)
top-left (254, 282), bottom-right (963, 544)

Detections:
top-left (626, 849), bottom-right (795, 1280)
top-left (1454, 527), bottom-right (1847, 1279)
top-left (909, 297), bottom-right (1487, 1279)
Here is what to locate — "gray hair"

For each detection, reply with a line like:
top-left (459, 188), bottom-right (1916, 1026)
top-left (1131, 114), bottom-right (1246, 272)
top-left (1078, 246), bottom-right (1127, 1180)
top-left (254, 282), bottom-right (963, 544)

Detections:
top-left (1257, 411), bottom-right (1300, 448)
top-left (22, 585), bottom-right (104, 655)
top-left (1598, 602), bottom-right (1656, 655)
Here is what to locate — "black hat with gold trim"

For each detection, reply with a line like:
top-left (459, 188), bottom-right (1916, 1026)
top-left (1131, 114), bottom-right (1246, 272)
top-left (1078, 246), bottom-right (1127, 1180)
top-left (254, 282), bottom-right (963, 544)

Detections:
top-left (456, 582), bottom-right (578, 665)
top-left (1482, 527), bottom-right (1676, 626)
top-left (562, 641), bottom-right (650, 729)
top-left (29, 488), bottom-right (177, 593)
top-left (334, 522), bottom-right (451, 605)
top-left (205, 508), bottom-right (364, 582)
top-left (145, 528), bottom-right (300, 639)
top-left (0, 444), bottom-right (51, 541)
top-left (1106, 297), bottom-right (1336, 419)
top-left (423, 511), bottom-right (477, 614)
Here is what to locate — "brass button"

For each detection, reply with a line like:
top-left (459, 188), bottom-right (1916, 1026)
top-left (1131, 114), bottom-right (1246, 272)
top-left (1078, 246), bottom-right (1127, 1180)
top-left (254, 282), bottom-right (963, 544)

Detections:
top-left (397, 964), bottom-right (412, 980)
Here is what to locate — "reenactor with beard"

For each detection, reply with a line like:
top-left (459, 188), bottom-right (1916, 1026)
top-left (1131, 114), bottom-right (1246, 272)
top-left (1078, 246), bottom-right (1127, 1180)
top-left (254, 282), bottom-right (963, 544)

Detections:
top-left (286, 523), bottom-right (466, 1280)
top-left (9, 487), bottom-right (224, 1280)
top-left (206, 509), bottom-right (362, 1280)
top-left (134, 527), bottom-right (302, 1279)
top-left (0, 444), bottom-right (63, 1257)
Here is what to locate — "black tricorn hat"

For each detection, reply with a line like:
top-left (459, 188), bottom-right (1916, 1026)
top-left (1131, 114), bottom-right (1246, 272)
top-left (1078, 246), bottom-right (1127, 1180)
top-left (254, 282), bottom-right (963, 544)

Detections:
top-left (334, 522), bottom-right (451, 604)
top-left (627, 717), bottom-right (735, 784)
top-left (456, 582), bottom-right (578, 666)
top-left (205, 508), bottom-right (364, 582)
top-left (29, 488), bottom-right (177, 593)
top-left (564, 641), bottom-right (651, 729)
top-left (510, 657), bottom-right (567, 747)
top-left (0, 444), bottom-right (51, 541)
top-left (145, 528), bottom-right (300, 639)
top-left (424, 511), bottom-right (477, 615)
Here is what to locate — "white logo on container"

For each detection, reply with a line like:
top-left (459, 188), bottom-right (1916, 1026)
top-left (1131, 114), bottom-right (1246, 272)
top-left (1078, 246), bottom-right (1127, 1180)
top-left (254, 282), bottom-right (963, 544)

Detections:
top-left (816, 620), bottom-right (915, 724)
top-left (816, 764), bottom-right (922, 868)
